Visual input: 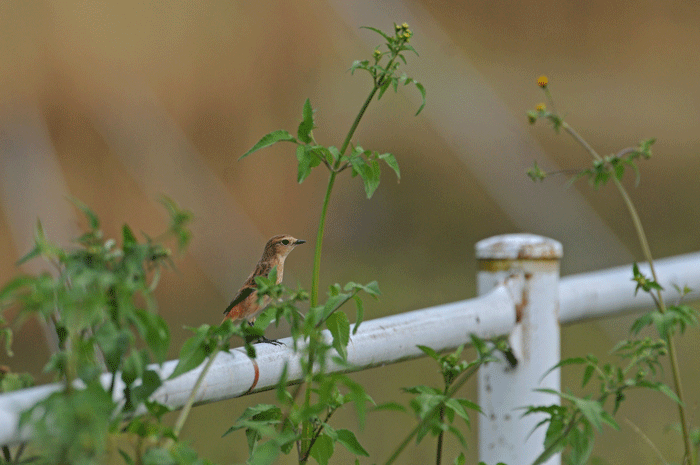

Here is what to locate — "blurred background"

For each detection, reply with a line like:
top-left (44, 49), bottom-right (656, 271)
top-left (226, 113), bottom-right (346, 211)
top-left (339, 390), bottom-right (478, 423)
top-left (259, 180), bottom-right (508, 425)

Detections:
top-left (1, 0), bottom-right (699, 463)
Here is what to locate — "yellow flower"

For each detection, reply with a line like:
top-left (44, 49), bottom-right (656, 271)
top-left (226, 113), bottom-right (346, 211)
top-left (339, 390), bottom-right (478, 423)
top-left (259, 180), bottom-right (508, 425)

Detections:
top-left (535, 103), bottom-right (546, 112)
top-left (373, 49), bottom-right (382, 59)
top-left (402, 22), bottom-right (409, 30)
top-left (537, 75), bottom-right (548, 88)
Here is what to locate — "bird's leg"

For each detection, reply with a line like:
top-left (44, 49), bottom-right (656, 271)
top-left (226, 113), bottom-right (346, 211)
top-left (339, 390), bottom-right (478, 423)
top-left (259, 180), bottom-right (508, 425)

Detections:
top-left (247, 321), bottom-right (284, 346)
top-left (258, 335), bottom-right (285, 346)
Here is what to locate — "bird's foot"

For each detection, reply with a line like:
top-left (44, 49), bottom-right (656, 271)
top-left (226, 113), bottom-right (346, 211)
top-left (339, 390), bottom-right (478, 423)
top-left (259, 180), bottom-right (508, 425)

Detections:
top-left (257, 335), bottom-right (285, 346)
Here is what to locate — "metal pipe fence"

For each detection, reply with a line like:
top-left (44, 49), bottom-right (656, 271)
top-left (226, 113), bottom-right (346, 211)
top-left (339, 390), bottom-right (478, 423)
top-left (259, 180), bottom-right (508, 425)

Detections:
top-left (1, 234), bottom-right (698, 463)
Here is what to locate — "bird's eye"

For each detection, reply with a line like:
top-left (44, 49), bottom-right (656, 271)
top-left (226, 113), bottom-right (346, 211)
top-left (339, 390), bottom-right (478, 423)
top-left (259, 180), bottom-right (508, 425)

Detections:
top-left (281, 239), bottom-right (290, 245)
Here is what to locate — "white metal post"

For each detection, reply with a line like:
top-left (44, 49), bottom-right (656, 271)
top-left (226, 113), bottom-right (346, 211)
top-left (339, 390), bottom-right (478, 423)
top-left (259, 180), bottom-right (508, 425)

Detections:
top-left (476, 234), bottom-right (563, 465)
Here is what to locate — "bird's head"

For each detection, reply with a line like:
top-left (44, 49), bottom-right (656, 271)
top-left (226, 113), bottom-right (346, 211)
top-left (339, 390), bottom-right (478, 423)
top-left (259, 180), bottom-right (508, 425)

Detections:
top-left (264, 234), bottom-right (306, 259)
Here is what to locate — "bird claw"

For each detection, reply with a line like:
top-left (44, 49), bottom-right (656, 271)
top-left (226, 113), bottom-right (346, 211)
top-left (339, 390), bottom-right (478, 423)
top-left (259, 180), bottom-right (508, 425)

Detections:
top-left (257, 335), bottom-right (285, 346)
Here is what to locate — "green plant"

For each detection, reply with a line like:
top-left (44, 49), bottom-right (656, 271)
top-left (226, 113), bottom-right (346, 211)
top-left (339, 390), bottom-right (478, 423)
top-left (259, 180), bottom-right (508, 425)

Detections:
top-left (0, 197), bottom-right (203, 464)
top-left (239, 22), bottom-right (424, 308)
top-left (170, 22), bottom-right (426, 464)
top-left (0, 22), bottom-right (494, 465)
top-left (381, 336), bottom-right (502, 465)
top-left (526, 76), bottom-right (698, 465)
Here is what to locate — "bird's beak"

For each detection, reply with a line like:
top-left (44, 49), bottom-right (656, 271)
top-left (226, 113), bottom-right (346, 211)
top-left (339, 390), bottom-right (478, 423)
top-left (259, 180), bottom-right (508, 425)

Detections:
top-left (295, 239), bottom-right (306, 245)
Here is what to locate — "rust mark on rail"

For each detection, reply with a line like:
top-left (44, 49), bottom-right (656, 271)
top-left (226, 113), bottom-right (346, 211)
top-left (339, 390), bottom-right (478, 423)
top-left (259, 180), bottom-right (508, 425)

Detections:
top-left (245, 358), bottom-right (260, 394)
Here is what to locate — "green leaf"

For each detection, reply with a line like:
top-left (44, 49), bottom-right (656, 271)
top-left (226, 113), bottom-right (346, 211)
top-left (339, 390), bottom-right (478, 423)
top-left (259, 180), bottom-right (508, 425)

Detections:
top-left (141, 447), bottom-right (172, 465)
top-left (445, 398), bottom-right (471, 426)
top-left (321, 293), bottom-right (353, 322)
top-left (168, 326), bottom-right (209, 379)
top-left (328, 146), bottom-right (341, 164)
top-left (95, 321), bottom-right (131, 373)
top-left (556, 391), bottom-right (607, 432)
top-left (631, 308), bottom-right (682, 340)
top-left (345, 280), bottom-right (381, 298)
top-left (360, 26), bottom-right (392, 42)
top-left (638, 138), bottom-right (655, 157)
top-left (122, 224), bottom-right (137, 247)
top-left (668, 304), bottom-right (699, 333)
top-left (531, 423), bottom-right (568, 465)
top-left (456, 398), bottom-right (482, 415)
top-left (378, 152), bottom-right (400, 180)
top-left (373, 401), bottom-right (407, 412)
top-left (296, 145), bottom-right (312, 183)
top-left (412, 80), bottom-right (427, 115)
top-left (159, 195), bottom-right (193, 252)
top-left (351, 294), bottom-right (364, 335)
top-left (309, 433), bottom-right (334, 465)
top-left (122, 349), bottom-right (147, 386)
top-left (17, 220), bottom-right (65, 264)
top-left (239, 130), bottom-right (297, 160)
top-left (15, 243), bottom-right (41, 265)
top-left (637, 380), bottom-right (682, 405)
top-left (326, 312), bottom-right (350, 360)
top-left (131, 369), bottom-right (162, 405)
top-left (567, 423), bottom-right (595, 465)
top-left (0, 275), bottom-right (32, 306)
top-left (613, 161), bottom-right (625, 181)
top-left (336, 429), bottom-right (369, 457)
top-left (582, 364), bottom-right (595, 388)
top-left (118, 449), bottom-right (136, 465)
top-left (349, 156), bottom-right (370, 188)
top-left (338, 376), bottom-right (374, 429)
top-left (400, 43), bottom-right (419, 57)
top-left (417, 345), bottom-right (439, 360)
top-left (599, 410), bottom-right (619, 430)
top-left (222, 404), bottom-right (282, 437)
top-left (69, 196), bottom-right (100, 230)
top-left (377, 77), bottom-right (393, 101)
top-left (296, 145), bottom-right (323, 184)
top-left (0, 371), bottom-right (33, 393)
top-left (349, 59), bottom-right (370, 75)
top-left (131, 309), bottom-right (170, 363)
top-left (365, 280), bottom-right (381, 296)
top-left (297, 98), bottom-right (315, 144)
top-left (539, 356), bottom-right (587, 382)
top-left (249, 440), bottom-right (280, 465)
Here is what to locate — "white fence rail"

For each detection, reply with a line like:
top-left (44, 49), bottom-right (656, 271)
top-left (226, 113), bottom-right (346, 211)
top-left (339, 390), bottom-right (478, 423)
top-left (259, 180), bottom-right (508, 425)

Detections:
top-left (1, 234), bottom-right (699, 464)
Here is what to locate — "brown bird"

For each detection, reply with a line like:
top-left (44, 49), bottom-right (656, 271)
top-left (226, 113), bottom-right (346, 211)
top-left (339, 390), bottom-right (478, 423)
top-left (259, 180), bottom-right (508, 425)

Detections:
top-left (223, 235), bottom-right (305, 332)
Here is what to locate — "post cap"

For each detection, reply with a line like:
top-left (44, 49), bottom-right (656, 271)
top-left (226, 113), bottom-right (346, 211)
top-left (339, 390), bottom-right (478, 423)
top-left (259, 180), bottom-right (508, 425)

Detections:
top-left (475, 234), bottom-right (563, 260)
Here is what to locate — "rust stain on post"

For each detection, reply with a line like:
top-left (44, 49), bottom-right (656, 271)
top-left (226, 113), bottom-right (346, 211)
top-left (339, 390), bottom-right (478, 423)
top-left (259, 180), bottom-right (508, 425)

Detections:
top-left (515, 289), bottom-right (527, 323)
top-left (475, 234), bottom-right (563, 264)
top-left (477, 258), bottom-right (560, 272)
top-left (517, 243), bottom-right (561, 260)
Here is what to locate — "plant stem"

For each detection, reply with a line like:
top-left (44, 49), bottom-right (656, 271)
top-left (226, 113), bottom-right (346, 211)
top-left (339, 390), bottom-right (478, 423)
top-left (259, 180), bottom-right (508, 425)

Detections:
top-left (625, 417), bottom-right (669, 465)
top-left (563, 121), bottom-right (694, 465)
top-left (385, 358), bottom-right (484, 465)
top-left (612, 177), bottom-right (693, 465)
top-left (533, 412), bottom-right (582, 465)
top-left (309, 83), bottom-right (381, 307)
top-left (299, 372), bottom-right (314, 463)
top-left (562, 123), bottom-right (602, 162)
top-left (338, 87), bottom-right (380, 162)
top-left (300, 407), bottom-right (337, 463)
top-left (310, 171), bottom-right (336, 308)
top-left (304, 47), bottom-right (402, 464)
top-left (436, 405), bottom-right (445, 465)
top-left (165, 347), bottom-right (221, 448)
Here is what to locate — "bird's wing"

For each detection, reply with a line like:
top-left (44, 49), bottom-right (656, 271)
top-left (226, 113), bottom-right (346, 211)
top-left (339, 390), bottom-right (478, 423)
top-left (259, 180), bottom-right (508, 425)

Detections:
top-left (224, 286), bottom-right (256, 314)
